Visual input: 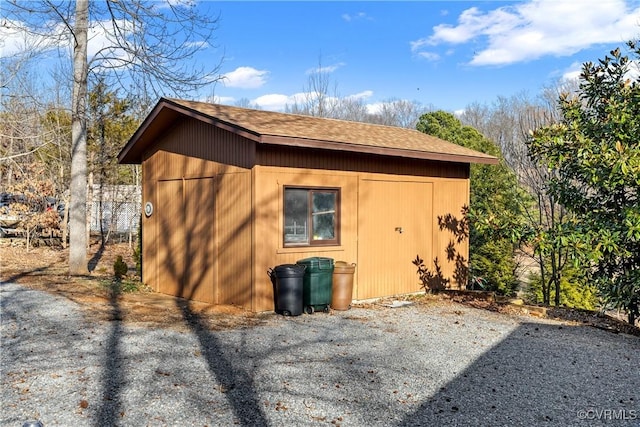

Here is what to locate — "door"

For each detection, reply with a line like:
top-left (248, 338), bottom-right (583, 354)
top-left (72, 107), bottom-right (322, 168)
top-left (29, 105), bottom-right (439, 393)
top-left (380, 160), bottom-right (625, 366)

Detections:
top-left (157, 180), bottom-right (184, 298)
top-left (358, 179), bottom-right (432, 300)
top-left (156, 178), bottom-right (217, 303)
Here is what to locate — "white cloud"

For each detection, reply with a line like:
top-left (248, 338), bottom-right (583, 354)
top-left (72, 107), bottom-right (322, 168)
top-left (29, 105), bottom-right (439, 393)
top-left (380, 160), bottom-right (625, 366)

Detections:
top-left (417, 51), bottom-right (440, 61)
top-left (211, 95), bottom-right (236, 105)
top-left (184, 40), bottom-right (210, 49)
top-left (0, 20), bottom-right (34, 56)
top-left (251, 90), bottom-right (371, 112)
top-left (0, 19), bottom-right (67, 57)
top-left (562, 58), bottom-right (640, 82)
top-left (305, 62), bottom-right (345, 75)
top-left (346, 90), bottom-right (373, 100)
top-left (240, 90), bottom-right (404, 117)
top-left (252, 93), bottom-right (297, 111)
top-left (628, 60), bottom-right (640, 81)
top-left (342, 12), bottom-right (373, 22)
top-left (414, 0), bottom-right (640, 66)
top-left (157, 0), bottom-right (197, 8)
top-left (88, 19), bottom-right (141, 68)
top-left (365, 102), bottom-right (384, 115)
top-left (222, 66), bottom-right (269, 89)
top-left (0, 17), bottom-right (150, 68)
top-left (562, 61), bottom-right (583, 81)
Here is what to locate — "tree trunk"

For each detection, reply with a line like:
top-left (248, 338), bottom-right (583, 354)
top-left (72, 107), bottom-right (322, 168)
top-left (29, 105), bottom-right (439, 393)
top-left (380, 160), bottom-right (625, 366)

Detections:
top-left (69, 0), bottom-right (89, 275)
top-left (87, 164), bottom-right (94, 246)
top-left (629, 297), bottom-right (639, 325)
top-left (61, 193), bottom-right (69, 249)
top-left (538, 253), bottom-right (549, 305)
top-left (551, 250), bottom-right (560, 306)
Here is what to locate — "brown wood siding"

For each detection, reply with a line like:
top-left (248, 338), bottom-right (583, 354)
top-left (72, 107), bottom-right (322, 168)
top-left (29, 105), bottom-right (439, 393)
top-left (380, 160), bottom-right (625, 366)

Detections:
top-left (252, 166), bottom-right (359, 312)
top-left (216, 171), bottom-right (253, 306)
top-left (155, 178), bottom-right (217, 303)
top-left (257, 145), bottom-right (469, 179)
top-left (156, 179), bottom-right (183, 298)
top-left (432, 180), bottom-right (470, 289)
top-left (140, 117), bottom-right (472, 311)
top-left (357, 177), bottom-right (433, 299)
top-left (141, 156), bottom-right (158, 293)
top-left (141, 136), bottom-right (253, 306)
top-left (184, 178), bottom-right (217, 302)
top-left (147, 117), bottom-right (256, 177)
top-left (251, 166), bottom-right (466, 310)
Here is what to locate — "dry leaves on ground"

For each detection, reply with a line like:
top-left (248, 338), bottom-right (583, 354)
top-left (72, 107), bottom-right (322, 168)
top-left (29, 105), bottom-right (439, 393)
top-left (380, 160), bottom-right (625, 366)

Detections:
top-left (0, 240), bottom-right (268, 331)
top-left (1, 240), bottom-right (638, 336)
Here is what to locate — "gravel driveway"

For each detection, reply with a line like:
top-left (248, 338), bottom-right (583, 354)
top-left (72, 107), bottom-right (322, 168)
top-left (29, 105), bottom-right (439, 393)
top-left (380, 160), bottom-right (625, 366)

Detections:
top-left (2, 282), bottom-right (639, 427)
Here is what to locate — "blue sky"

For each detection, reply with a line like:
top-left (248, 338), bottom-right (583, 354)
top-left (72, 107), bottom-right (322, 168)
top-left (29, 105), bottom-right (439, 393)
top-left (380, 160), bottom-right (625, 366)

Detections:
top-left (202, 0), bottom-right (640, 113)
top-left (2, 0), bottom-right (640, 114)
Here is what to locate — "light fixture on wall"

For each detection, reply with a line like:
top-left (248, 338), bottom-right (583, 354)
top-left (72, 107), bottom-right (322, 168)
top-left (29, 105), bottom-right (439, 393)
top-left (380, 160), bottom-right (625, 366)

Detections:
top-left (144, 201), bottom-right (154, 217)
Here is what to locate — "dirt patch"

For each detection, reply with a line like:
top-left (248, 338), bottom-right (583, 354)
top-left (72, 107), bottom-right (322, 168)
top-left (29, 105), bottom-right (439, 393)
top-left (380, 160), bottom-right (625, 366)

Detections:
top-left (436, 289), bottom-right (640, 337)
top-left (1, 240), bottom-right (639, 336)
top-left (0, 240), bottom-right (270, 331)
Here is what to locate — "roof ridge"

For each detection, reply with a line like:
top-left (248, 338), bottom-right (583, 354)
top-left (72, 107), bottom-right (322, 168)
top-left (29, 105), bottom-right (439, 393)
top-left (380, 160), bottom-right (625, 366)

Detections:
top-left (167, 97), bottom-right (428, 133)
top-left (119, 97), bottom-right (499, 165)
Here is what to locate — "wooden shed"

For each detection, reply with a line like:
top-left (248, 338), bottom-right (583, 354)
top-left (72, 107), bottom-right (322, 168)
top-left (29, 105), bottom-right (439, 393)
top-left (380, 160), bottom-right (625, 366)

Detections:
top-left (118, 98), bottom-right (498, 312)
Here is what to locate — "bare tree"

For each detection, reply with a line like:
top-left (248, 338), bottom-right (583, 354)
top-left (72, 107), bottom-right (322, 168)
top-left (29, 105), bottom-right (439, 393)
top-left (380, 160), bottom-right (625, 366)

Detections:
top-left (4, 0), bottom-right (223, 274)
top-left (233, 98), bottom-right (261, 109)
top-left (286, 57), bottom-right (340, 117)
top-left (369, 98), bottom-right (429, 129)
top-left (459, 83), bottom-right (586, 307)
top-left (285, 58), bottom-right (428, 129)
top-left (0, 56), bottom-right (52, 188)
top-left (332, 96), bottom-right (369, 122)
top-left (69, 0), bottom-right (89, 274)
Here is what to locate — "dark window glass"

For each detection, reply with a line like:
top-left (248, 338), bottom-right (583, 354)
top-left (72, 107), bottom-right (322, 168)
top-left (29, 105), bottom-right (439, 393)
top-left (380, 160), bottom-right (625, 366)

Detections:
top-left (284, 187), bottom-right (339, 246)
top-left (284, 189), bottom-right (309, 244)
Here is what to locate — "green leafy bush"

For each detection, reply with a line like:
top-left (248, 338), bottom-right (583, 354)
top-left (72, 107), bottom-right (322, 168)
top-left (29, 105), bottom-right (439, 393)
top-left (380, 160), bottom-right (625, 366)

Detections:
top-left (525, 267), bottom-right (598, 310)
top-left (113, 255), bottom-right (128, 279)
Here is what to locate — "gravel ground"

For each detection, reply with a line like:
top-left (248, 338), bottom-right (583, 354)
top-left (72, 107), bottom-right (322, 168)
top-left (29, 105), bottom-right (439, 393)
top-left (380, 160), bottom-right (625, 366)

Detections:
top-left (2, 282), bottom-right (639, 427)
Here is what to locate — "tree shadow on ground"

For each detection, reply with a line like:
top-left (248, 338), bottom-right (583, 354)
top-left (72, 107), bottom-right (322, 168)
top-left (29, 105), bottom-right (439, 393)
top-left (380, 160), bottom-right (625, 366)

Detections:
top-left (177, 299), bottom-right (268, 425)
top-left (94, 281), bottom-right (125, 427)
top-left (87, 240), bottom-right (107, 273)
top-left (0, 266), bottom-right (50, 285)
top-left (397, 322), bottom-right (640, 426)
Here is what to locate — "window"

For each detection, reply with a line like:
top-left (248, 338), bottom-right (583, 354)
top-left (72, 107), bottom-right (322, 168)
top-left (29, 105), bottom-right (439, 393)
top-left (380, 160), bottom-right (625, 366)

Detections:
top-left (284, 187), bottom-right (340, 246)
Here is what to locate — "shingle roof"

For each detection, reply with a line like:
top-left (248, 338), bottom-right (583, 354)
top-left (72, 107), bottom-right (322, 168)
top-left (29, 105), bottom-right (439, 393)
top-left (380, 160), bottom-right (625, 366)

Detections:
top-left (118, 97), bottom-right (498, 165)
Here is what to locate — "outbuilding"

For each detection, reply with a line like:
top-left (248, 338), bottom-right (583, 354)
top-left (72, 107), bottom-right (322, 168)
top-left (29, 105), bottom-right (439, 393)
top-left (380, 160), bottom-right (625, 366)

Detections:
top-left (118, 98), bottom-right (497, 312)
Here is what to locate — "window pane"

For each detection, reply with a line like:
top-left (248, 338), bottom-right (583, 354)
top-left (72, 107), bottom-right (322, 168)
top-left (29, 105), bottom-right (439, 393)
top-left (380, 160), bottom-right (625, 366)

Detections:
top-left (312, 192), bottom-right (335, 240)
top-left (284, 189), bottom-right (308, 243)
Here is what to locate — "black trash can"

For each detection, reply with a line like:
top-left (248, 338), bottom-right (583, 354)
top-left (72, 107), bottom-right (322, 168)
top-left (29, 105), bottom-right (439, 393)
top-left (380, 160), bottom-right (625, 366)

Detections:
top-left (296, 257), bottom-right (334, 314)
top-left (271, 264), bottom-right (305, 316)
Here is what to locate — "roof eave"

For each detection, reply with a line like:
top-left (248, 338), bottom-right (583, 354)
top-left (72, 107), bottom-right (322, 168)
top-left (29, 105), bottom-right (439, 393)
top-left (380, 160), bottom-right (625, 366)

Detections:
top-left (118, 98), bottom-right (499, 166)
top-left (118, 98), bottom-right (262, 164)
top-left (259, 135), bottom-right (499, 165)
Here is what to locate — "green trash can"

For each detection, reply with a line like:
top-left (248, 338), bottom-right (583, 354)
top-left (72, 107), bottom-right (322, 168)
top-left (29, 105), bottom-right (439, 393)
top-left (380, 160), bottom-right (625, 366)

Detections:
top-left (296, 257), bottom-right (334, 314)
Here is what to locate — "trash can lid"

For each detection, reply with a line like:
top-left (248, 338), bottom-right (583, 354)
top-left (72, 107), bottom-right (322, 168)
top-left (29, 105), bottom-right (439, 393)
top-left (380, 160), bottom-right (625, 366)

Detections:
top-left (334, 261), bottom-right (356, 272)
top-left (297, 257), bottom-right (334, 270)
top-left (274, 264), bottom-right (306, 276)
top-left (297, 257), bottom-right (334, 264)
top-left (335, 261), bottom-right (356, 267)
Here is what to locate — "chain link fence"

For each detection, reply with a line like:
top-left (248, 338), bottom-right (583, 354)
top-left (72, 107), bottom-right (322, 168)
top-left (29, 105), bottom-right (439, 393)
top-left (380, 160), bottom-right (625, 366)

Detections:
top-left (89, 185), bottom-right (141, 236)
